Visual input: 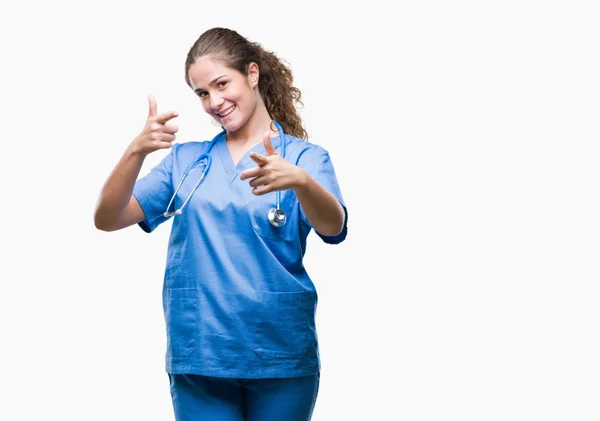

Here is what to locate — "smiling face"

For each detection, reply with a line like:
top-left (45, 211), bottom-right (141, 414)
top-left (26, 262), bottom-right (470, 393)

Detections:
top-left (188, 56), bottom-right (259, 133)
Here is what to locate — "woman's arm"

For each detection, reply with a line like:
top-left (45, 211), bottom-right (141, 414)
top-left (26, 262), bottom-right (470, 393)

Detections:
top-left (94, 95), bottom-right (179, 231)
top-left (292, 170), bottom-right (345, 236)
top-left (94, 145), bottom-right (147, 232)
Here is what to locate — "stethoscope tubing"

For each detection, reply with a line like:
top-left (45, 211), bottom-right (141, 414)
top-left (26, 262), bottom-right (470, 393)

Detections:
top-left (164, 121), bottom-right (287, 227)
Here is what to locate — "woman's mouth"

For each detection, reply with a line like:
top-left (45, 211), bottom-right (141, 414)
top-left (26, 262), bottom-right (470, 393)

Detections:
top-left (216, 105), bottom-right (236, 120)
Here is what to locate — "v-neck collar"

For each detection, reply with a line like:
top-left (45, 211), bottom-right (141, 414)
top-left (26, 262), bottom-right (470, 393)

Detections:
top-left (215, 134), bottom-right (283, 184)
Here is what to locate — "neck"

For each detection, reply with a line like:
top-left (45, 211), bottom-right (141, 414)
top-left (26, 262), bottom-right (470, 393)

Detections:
top-left (226, 104), bottom-right (278, 146)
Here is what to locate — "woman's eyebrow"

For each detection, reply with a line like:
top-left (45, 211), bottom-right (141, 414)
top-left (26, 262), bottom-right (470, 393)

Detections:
top-left (194, 74), bottom-right (228, 93)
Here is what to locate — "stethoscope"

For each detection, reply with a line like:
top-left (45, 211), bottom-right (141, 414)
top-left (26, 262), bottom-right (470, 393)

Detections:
top-left (163, 121), bottom-right (287, 228)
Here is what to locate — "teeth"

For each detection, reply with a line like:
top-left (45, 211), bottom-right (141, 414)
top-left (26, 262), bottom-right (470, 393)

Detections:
top-left (218, 105), bottom-right (235, 117)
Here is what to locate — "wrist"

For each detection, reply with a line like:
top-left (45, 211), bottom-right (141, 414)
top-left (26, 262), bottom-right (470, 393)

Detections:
top-left (293, 167), bottom-right (309, 190)
top-left (127, 139), bottom-right (148, 159)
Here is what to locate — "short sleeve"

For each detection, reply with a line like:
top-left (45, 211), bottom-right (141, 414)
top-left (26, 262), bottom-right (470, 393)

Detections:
top-left (132, 144), bottom-right (179, 233)
top-left (299, 150), bottom-right (348, 244)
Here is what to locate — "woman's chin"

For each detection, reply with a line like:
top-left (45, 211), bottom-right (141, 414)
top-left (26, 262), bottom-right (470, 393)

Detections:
top-left (222, 121), bottom-right (242, 133)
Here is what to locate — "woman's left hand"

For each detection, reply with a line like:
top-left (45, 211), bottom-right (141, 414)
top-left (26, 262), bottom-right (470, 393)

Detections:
top-left (240, 131), bottom-right (306, 195)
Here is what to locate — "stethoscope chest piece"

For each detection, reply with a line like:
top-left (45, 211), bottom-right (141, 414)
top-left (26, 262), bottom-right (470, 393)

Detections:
top-left (268, 208), bottom-right (286, 227)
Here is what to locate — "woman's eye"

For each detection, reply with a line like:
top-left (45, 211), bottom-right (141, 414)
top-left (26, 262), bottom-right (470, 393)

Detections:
top-left (196, 81), bottom-right (226, 98)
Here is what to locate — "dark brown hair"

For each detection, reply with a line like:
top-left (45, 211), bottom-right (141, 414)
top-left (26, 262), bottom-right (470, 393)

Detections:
top-left (184, 27), bottom-right (308, 140)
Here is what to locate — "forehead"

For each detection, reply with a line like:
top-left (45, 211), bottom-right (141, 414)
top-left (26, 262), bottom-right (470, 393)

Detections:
top-left (188, 56), bottom-right (239, 90)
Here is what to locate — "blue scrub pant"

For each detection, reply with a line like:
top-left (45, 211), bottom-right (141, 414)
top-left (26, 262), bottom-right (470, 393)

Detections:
top-left (168, 373), bottom-right (320, 421)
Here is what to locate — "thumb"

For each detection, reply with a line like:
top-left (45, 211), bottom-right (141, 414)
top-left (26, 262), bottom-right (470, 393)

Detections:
top-left (148, 94), bottom-right (157, 118)
top-left (263, 131), bottom-right (277, 156)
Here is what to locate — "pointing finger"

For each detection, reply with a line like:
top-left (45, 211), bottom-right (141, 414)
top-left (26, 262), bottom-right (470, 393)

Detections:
top-left (154, 111), bottom-right (179, 124)
top-left (249, 152), bottom-right (269, 166)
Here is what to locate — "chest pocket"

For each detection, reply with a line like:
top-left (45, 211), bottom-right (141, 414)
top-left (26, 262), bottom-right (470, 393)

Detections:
top-left (249, 190), bottom-right (296, 242)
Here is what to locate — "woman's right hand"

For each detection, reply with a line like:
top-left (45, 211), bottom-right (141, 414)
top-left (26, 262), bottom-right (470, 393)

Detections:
top-left (130, 95), bottom-right (179, 156)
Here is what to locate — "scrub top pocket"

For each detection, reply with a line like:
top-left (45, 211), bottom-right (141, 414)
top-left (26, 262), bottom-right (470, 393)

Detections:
top-left (253, 290), bottom-right (314, 359)
top-left (249, 191), bottom-right (295, 242)
top-left (163, 288), bottom-right (199, 358)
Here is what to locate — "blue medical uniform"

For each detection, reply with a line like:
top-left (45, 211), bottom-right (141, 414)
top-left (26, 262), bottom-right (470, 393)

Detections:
top-left (132, 133), bottom-right (347, 380)
top-left (167, 372), bottom-right (320, 421)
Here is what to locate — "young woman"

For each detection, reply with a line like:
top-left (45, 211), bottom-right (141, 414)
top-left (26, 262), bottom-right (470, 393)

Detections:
top-left (95, 27), bottom-right (348, 421)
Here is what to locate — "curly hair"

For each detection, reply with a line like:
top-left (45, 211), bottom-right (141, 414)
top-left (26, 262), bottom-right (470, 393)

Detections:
top-left (184, 27), bottom-right (308, 141)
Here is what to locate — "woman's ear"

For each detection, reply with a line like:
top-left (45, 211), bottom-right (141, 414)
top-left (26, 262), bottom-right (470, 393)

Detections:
top-left (247, 62), bottom-right (259, 87)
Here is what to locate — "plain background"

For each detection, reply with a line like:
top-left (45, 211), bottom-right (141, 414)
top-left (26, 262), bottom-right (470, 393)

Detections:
top-left (1, 1), bottom-right (599, 420)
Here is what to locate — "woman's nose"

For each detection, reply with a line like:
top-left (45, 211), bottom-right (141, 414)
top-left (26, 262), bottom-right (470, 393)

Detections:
top-left (210, 93), bottom-right (224, 110)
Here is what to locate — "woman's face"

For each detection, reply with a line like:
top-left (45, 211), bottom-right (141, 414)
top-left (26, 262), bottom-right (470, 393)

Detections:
top-left (188, 56), bottom-right (258, 133)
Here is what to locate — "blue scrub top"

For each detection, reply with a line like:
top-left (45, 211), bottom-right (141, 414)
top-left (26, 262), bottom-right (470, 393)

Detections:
top-left (132, 132), bottom-right (348, 379)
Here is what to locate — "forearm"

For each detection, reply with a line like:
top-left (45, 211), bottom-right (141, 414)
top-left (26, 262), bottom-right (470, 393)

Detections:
top-left (94, 145), bottom-right (146, 230)
top-left (293, 169), bottom-right (345, 237)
